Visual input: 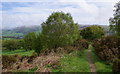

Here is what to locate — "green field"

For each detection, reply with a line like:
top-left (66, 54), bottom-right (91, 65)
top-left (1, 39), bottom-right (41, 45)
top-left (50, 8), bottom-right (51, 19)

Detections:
top-left (2, 49), bottom-right (34, 56)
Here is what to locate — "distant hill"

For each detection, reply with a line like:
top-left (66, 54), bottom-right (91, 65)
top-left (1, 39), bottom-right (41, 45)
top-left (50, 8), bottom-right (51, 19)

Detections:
top-left (2, 25), bottom-right (41, 37)
top-left (2, 24), bottom-right (110, 38)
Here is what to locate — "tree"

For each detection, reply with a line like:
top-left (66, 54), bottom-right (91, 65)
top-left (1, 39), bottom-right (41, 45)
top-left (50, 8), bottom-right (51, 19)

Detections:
top-left (23, 32), bottom-right (43, 53)
top-left (42, 12), bottom-right (79, 49)
top-left (109, 1), bottom-right (120, 36)
top-left (17, 39), bottom-right (25, 49)
top-left (23, 32), bottom-right (36, 50)
top-left (33, 33), bottom-right (43, 53)
top-left (2, 39), bottom-right (20, 50)
top-left (80, 25), bottom-right (105, 40)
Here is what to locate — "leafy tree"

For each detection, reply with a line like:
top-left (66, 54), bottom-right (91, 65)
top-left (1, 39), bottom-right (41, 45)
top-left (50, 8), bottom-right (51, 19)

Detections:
top-left (109, 1), bottom-right (120, 36)
top-left (17, 39), bottom-right (25, 49)
top-left (23, 32), bottom-right (43, 53)
top-left (23, 32), bottom-right (36, 51)
top-left (42, 12), bottom-right (79, 49)
top-left (80, 25), bottom-right (105, 40)
top-left (33, 33), bottom-right (43, 53)
top-left (2, 39), bottom-right (20, 50)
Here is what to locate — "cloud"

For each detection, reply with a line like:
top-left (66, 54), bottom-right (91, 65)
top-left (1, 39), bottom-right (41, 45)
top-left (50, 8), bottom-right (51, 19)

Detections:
top-left (1, 0), bottom-right (119, 2)
top-left (1, 0), bottom-right (120, 29)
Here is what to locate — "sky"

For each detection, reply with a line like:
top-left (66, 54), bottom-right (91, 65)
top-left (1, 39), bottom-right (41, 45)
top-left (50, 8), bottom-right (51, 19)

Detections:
top-left (0, 0), bottom-right (120, 29)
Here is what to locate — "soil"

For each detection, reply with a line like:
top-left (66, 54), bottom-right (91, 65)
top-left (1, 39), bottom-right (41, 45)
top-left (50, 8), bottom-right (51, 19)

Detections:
top-left (86, 49), bottom-right (97, 73)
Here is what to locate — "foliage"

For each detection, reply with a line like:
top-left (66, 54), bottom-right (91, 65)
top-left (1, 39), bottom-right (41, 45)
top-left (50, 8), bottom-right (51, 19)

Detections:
top-left (80, 25), bottom-right (105, 40)
top-left (17, 39), bottom-right (25, 49)
top-left (2, 55), bottom-right (17, 68)
top-left (109, 1), bottom-right (120, 36)
top-left (112, 59), bottom-right (120, 72)
top-left (73, 39), bottom-right (89, 50)
top-left (93, 36), bottom-right (120, 62)
top-left (90, 45), bottom-right (112, 72)
top-left (42, 12), bottom-right (79, 49)
top-left (2, 39), bottom-right (20, 50)
top-left (33, 33), bottom-right (43, 53)
top-left (23, 32), bottom-right (43, 53)
top-left (23, 32), bottom-right (36, 50)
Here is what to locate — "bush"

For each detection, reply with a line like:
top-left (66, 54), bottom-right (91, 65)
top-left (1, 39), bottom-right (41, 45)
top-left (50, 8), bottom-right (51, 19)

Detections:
top-left (73, 39), bottom-right (89, 51)
top-left (23, 32), bottom-right (43, 53)
top-left (112, 59), bottom-right (120, 72)
top-left (2, 39), bottom-right (20, 50)
top-left (17, 39), bottom-right (25, 49)
top-left (63, 45), bottom-right (76, 53)
top-left (23, 32), bottom-right (36, 51)
top-left (93, 36), bottom-right (120, 62)
top-left (80, 25), bottom-right (105, 40)
top-left (2, 55), bottom-right (18, 68)
top-left (33, 33), bottom-right (43, 53)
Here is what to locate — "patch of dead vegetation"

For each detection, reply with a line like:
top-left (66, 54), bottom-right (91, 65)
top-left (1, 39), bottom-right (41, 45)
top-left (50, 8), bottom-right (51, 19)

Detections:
top-left (2, 52), bottom-right (63, 72)
top-left (2, 41), bottom-right (87, 72)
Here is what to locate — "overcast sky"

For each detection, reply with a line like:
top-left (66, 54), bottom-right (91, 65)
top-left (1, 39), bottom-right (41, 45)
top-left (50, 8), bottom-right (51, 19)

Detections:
top-left (1, 0), bottom-right (120, 29)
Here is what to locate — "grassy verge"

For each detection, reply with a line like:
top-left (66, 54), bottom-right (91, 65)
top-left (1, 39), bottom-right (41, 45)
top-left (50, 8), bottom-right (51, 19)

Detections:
top-left (2, 49), bottom-right (34, 56)
top-left (89, 45), bottom-right (112, 72)
top-left (52, 50), bottom-right (90, 72)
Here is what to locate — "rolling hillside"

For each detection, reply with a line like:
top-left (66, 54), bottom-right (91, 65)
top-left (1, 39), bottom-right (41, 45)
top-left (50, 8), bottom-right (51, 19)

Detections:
top-left (2, 24), bottom-right (110, 38)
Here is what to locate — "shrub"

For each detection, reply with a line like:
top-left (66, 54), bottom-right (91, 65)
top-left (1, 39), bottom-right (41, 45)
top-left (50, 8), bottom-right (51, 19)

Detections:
top-left (80, 25), bottom-right (105, 40)
top-left (63, 45), bottom-right (76, 53)
top-left (2, 55), bottom-right (18, 68)
top-left (2, 39), bottom-right (20, 50)
top-left (17, 39), bottom-right (25, 49)
top-left (93, 36), bottom-right (120, 62)
top-left (42, 12), bottom-right (79, 49)
top-left (23, 32), bottom-right (36, 51)
top-left (33, 33), bottom-right (43, 53)
top-left (23, 32), bottom-right (43, 53)
top-left (73, 39), bottom-right (89, 51)
top-left (112, 59), bottom-right (120, 72)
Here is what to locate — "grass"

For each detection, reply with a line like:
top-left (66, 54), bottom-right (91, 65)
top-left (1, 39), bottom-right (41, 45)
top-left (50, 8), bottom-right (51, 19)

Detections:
top-left (2, 49), bottom-right (34, 56)
top-left (1, 44), bottom-right (113, 72)
top-left (52, 50), bottom-right (90, 72)
top-left (13, 67), bottom-right (38, 73)
top-left (89, 45), bottom-right (112, 72)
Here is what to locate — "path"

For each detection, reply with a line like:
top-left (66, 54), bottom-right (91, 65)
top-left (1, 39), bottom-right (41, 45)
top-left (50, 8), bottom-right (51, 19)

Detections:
top-left (86, 45), bottom-right (97, 73)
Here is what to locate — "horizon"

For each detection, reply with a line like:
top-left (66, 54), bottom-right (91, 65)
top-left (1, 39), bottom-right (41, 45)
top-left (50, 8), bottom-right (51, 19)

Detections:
top-left (1, 0), bottom-right (119, 29)
top-left (2, 24), bottom-right (109, 30)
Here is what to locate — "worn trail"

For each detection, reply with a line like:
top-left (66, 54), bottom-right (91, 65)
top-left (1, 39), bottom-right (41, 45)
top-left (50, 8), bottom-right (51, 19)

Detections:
top-left (86, 45), bottom-right (97, 73)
